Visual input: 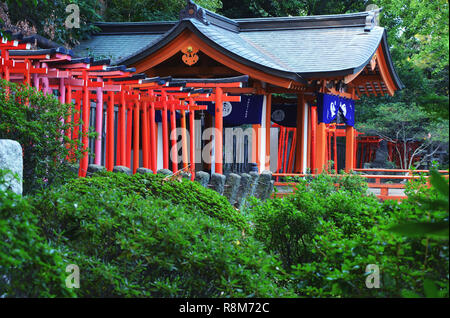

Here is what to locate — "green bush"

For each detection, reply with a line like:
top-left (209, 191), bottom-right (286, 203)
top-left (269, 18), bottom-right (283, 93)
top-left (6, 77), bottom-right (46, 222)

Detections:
top-left (30, 176), bottom-right (295, 297)
top-left (0, 80), bottom-right (83, 194)
top-left (247, 173), bottom-right (449, 297)
top-left (63, 171), bottom-right (248, 230)
top-left (247, 197), bottom-right (318, 267)
top-left (0, 171), bottom-right (75, 297)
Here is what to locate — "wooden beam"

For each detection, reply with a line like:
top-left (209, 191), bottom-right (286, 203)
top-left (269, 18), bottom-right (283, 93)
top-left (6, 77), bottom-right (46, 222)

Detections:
top-left (375, 45), bottom-right (396, 96)
top-left (344, 66), bottom-right (366, 84)
top-left (151, 66), bottom-right (240, 77)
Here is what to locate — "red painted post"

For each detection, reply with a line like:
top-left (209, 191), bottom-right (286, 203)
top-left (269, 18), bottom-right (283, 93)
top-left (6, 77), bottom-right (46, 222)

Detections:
top-left (294, 94), bottom-right (304, 172)
top-left (106, 91), bottom-right (115, 171)
top-left (283, 129), bottom-right (289, 172)
top-left (169, 97), bottom-right (178, 173)
top-left (345, 126), bottom-right (355, 173)
top-left (288, 130), bottom-right (296, 173)
top-left (126, 104), bottom-right (133, 168)
top-left (189, 100), bottom-right (196, 180)
top-left (316, 122), bottom-right (327, 174)
top-left (265, 93), bottom-right (272, 171)
top-left (162, 94), bottom-right (169, 169)
top-left (79, 70), bottom-right (90, 177)
top-left (215, 87), bottom-right (223, 174)
top-left (94, 79), bottom-right (103, 165)
top-left (65, 85), bottom-right (73, 161)
top-left (277, 126), bottom-right (284, 174)
top-left (180, 108), bottom-right (189, 171)
top-left (149, 99), bottom-right (157, 173)
top-left (119, 90), bottom-right (127, 166)
top-left (133, 101), bottom-right (140, 174)
top-left (65, 85), bottom-right (72, 141)
top-left (72, 95), bottom-right (81, 150)
top-left (310, 106), bottom-right (318, 174)
top-left (142, 101), bottom-right (149, 169)
top-left (334, 128), bottom-right (338, 172)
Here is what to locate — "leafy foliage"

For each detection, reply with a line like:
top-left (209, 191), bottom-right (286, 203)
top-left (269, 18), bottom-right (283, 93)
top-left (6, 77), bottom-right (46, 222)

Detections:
top-left (103, 0), bottom-right (223, 22)
top-left (219, 0), bottom-right (368, 18)
top-left (390, 169), bottom-right (449, 239)
top-left (356, 1), bottom-right (449, 168)
top-left (0, 170), bottom-right (75, 297)
top-left (29, 174), bottom-right (293, 297)
top-left (0, 80), bottom-right (83, 194)
top-left (2, 0), bottom-right (102, 47)
top-left (63, 171), bottom-right (248, 230)
top-left (356, 102), bottom-right (449, 169)
top-left (246, 173), bottom-right (449, 297)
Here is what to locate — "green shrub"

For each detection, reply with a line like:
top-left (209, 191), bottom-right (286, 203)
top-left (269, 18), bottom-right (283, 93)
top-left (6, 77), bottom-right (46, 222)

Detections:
top-left (247, 173), bottom-right (449, 297)
top-left (63, 171), bottom-right (248, 230)
top-left (0, 171), bottom-right (75, 297)
top-left (247, 197), bottom-right (318, 268)
top-left (30, 178), bottom-right (295, 297)
top-left (0, 80), bottom-right (83, 194)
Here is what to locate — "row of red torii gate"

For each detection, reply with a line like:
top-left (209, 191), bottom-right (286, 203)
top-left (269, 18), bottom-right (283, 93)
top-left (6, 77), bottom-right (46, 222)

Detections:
top-left (1, 2), bottom-right (403, 178)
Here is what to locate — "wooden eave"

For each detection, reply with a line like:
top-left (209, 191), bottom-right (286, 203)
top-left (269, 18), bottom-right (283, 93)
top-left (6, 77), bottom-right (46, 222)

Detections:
top-left (130, 28), bottom-right (303, 89)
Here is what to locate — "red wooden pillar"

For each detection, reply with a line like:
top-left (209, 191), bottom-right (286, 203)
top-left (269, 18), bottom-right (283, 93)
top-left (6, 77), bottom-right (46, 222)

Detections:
top-left (169, 97), bottom-right (178, 173)
top-left (215, 87), bottom-right (223, 174)
top-left (126, 104), bottom-right (133, 168)
top-left (2, 49), bottom-right (10, 82)
top-left (119, 90), bottom-right (126, 166)
top-left (277, 126), bottom-right (284, 173)
top-left (149, 100), bottom-right (157, 173)
top-left (65, 85), bottom-right (73, 161)
top-left (72, 95), bottom-right (81, 149)
top-left (265, 93), bottom-right (272, 171)
top-left (294, 94), bottom-right (304, 172)
top-left (180, 109), bottom-right (189, 171)
top-left (189, 99), bottom-right (196, 180)
top-left (79, 71), bottom-right (90, 177)
top-left (65, 85), bottom-right (72, 141)
top-left (133, 101), bottom-right (140, 174)
top-left (310, 106), bottom-right (317, 173)
top-left (162, 95), bottom-right (169, 169)
top-left (334, 128), bottom-right (338, 172)
top-left (327, 127), bottom-right (331, 163)
top-left (282, 129), bottom-right (289, 172)
top-left (307, 108), bottom-right (311, 170)
top-left (345, 126), bottom-right (356, 173)
top-left (106, 91), bottom-right (115, 171)
top-left (253, 124), bottom-right (261, 171)
top-left (288, 130), bottom-right (296, 173)
top-left (142, 101), bottom-right (149, 169)
top-left (315, 122), bottom-right (327, 174)
top-left (116, 92), bottom-right (122, 166)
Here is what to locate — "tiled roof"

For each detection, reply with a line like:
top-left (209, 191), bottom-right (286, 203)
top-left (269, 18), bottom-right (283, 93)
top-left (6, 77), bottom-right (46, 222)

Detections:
top-left (74, 1), bottom-right (402, 89)
top-left (74, 34), bottom-right (164, 64)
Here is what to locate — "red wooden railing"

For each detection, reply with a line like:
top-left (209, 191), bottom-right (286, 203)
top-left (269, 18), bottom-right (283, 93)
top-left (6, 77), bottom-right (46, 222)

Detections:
top-left (272, 169), bottom-right (449, 201)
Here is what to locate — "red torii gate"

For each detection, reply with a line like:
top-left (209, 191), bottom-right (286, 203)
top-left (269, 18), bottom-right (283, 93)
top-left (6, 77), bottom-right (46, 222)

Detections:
top-left (2, 33), bottom-right (248, 178)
